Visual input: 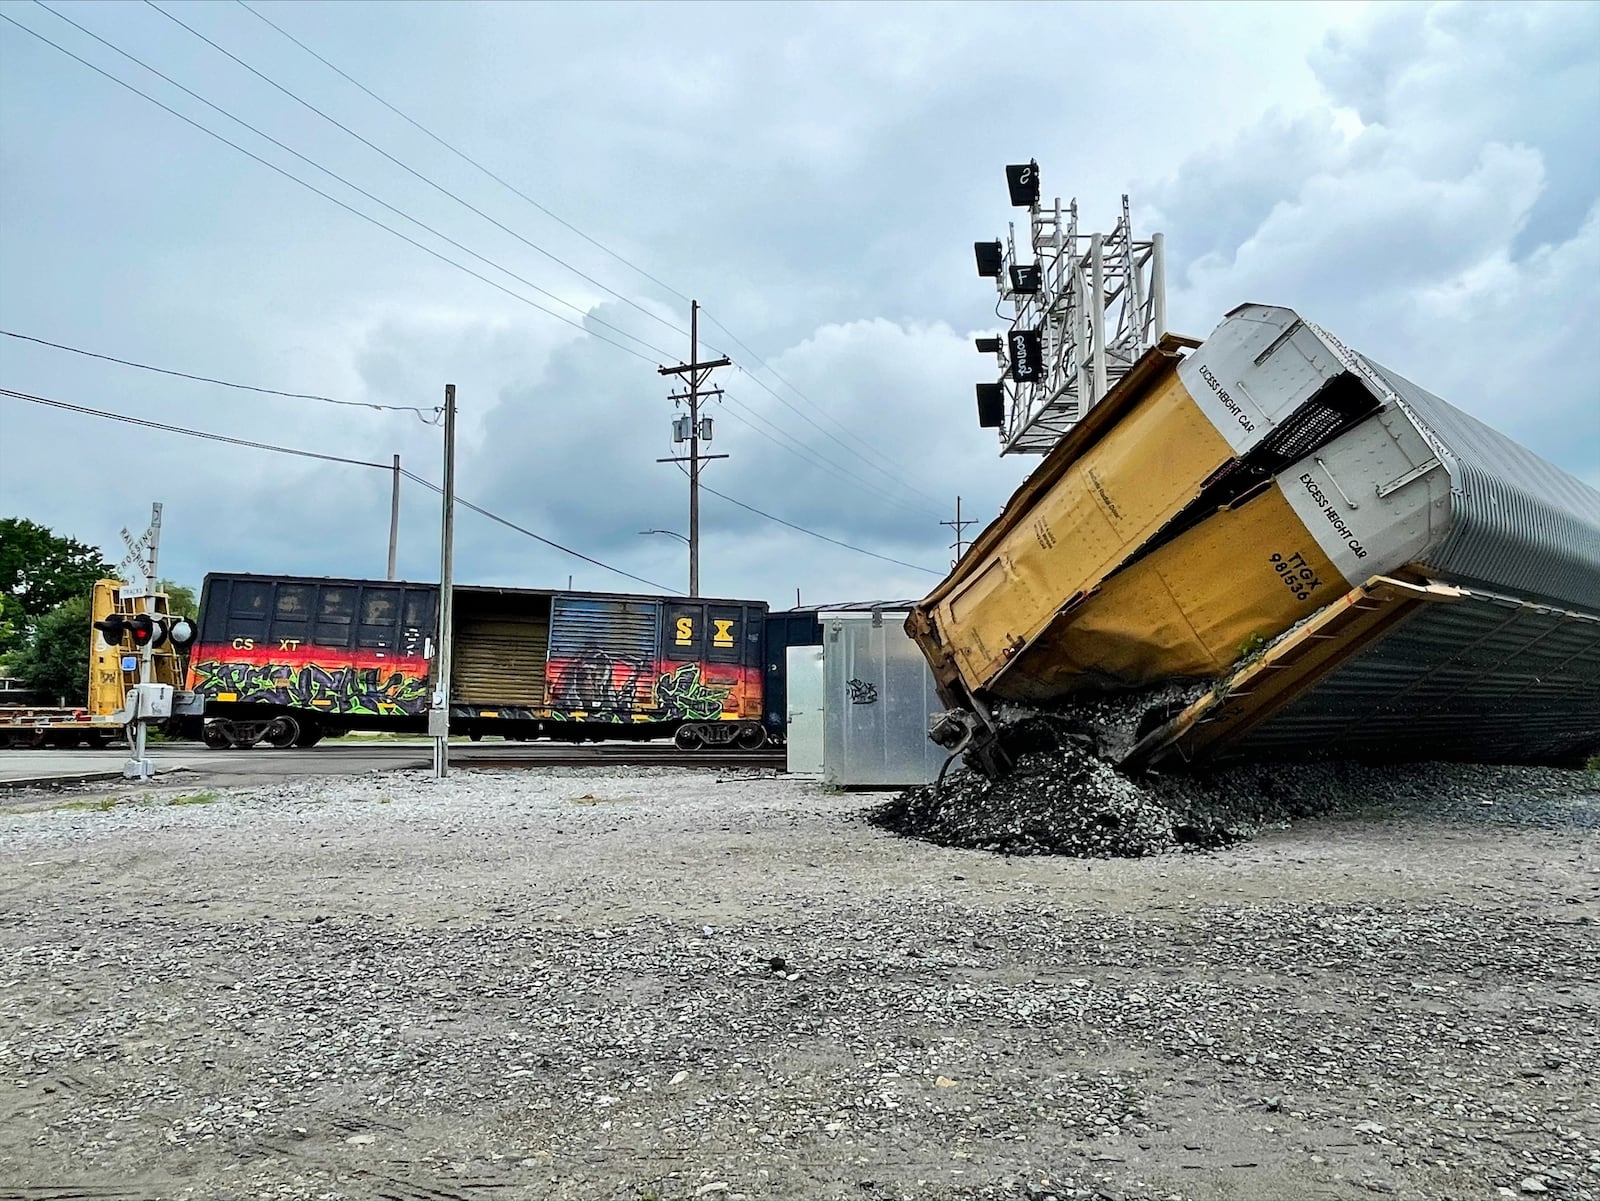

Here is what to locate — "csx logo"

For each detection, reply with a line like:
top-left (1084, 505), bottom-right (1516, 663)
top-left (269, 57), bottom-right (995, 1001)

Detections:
top-left (675, 616), bottom-right (737, 648)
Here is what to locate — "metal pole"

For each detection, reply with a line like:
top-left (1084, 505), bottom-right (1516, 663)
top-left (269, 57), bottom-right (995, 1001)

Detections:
top-left (432, 386), bottom-right (456, 780)
top-left (688, 300), bottom-right (700, 598)
top-left (1150, 231), bottom-right (1167, 340)
top-left (126, 501), bottom-right (161, 781)
top-left (387, 453), bottom-right (401, 580)
top-left (1089, 233), bottom-right (1108, 405)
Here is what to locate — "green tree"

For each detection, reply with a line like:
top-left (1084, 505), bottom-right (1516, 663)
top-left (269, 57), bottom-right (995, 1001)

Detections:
top-left (8, 594), bottom-right (93, 704)
top-left (0, 518), bottom-right (112, 653)
top-left (159, 580), bottom-right (198, 617)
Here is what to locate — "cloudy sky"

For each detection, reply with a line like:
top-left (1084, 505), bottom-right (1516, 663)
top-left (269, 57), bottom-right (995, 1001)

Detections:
top-left (1, 0), bottom-right (1596, 609)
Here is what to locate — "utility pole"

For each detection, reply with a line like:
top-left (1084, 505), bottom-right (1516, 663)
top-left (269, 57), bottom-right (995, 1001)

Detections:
top-left (387, 453), bottom-right (401, 580)
top-left (431, 386), bottom-right (456, 780)
top-left (941, 495), bottom-right (977, 567)
top-left (657, 300), bottom-right (730, 597)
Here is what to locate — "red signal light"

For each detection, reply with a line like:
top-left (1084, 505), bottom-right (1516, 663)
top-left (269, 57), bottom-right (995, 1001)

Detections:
top-left (127, 614), bottom-right (156, 648)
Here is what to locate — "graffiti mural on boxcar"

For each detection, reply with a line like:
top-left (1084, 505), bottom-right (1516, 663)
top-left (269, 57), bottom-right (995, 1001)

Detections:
top-left (654, 663), bottom-right (732, 720)
top-left (189, 650), bottom-right (430, 715)
top-left (546, 648), bottom-right (648, 713)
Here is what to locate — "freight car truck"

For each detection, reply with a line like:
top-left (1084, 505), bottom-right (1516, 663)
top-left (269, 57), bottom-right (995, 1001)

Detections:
top-left (182, 574), bottom-right (774, 749)
top-left (910, 303), bottom-right (1600, 772)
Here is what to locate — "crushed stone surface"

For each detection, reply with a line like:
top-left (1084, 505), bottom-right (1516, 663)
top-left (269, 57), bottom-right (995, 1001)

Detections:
top-left (0, 763), bottom-right (1597, 1201)
top-left (874, 710), bottom-right (1599, 859)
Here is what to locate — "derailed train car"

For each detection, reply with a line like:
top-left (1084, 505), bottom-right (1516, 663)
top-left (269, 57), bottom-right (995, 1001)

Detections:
top-left (909, 303), bottom-right (1600, 769)
top-left (184, 573), bottom-right (770, 749)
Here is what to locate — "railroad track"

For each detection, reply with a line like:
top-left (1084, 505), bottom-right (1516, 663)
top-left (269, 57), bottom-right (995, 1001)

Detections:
top-left (457, 749), bottom-right (785, 771)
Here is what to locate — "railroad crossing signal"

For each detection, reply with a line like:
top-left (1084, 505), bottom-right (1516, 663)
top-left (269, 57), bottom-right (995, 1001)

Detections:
top-left (93, 612), bottom-right (196, 651)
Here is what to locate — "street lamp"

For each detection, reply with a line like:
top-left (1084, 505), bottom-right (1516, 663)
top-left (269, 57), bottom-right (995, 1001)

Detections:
top-left (639, 529), bottom-right (690, 545)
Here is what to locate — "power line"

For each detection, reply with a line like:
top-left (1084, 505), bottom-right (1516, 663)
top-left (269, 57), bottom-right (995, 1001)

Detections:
top-left (397, 469), bottom-right (671, 593)
top-left (235, 0), bottom-right (696, 312)
top-left (0, 329), bottom-right (441, 420)
top-left (2, 384), bottom-right (675, 592)
top-left (5, 8), bottom-right (951, 534)
top-left (226, 0), bottom-right (945, 513)
top-left (699, 306), bottom-right (946, 509)
top-left (1, 386), bottom-right (392, 468)
top-left (26, 2), bottom-right (670, 363)
top-left (716, 395), bottom-right (940, 522)
top-left (146, 0), bottom-right (690, 345)
top-left (699, 483), bottom-right (943, 577)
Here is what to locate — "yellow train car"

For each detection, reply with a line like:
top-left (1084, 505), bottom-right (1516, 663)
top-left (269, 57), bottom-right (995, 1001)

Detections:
top-left (910, 304), bottom-right (1600, 767)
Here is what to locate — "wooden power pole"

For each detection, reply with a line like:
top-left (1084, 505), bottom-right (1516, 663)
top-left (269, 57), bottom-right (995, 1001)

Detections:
top-left (941, 495), bottom-right (978, 567)
top-left (657, 300), bottom-right (729, 597)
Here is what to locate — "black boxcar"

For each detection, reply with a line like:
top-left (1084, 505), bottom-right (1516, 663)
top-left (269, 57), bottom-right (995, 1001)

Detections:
top-left (184, 573), bottom-right (769, 749)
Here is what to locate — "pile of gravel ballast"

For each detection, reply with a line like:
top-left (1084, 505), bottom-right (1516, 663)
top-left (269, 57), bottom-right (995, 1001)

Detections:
top-left (869, 718), bottom-right (1599, 858)
top-left (869, 739), bottom-right (1237, 858)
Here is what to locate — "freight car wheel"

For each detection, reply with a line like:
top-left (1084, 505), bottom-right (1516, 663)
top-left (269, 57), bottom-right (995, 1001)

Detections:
top-left (202, 721), bottom-right (233, 749)
top-left (84, 732), bottom-right (108, 749)
top-left (264, 716), bottom-right (300, 749)
top-left (736, 725), bottom-right (767, 750)
top-left (293, 719), bottom-right (324, 748)
top-left (674, 725), bottom-right (703, 750)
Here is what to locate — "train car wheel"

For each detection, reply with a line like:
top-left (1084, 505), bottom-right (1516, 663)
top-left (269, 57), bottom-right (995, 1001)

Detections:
top-left (294, 718), bottom-right (324, 748)
top-left (736, 725), bottom-right (767, 750)
top-left (202, 721), bottom-right (233, 749)
top-left (264, 716), bottom-right (300, 749)
top-left (674, 725), bottom-right (703, 750)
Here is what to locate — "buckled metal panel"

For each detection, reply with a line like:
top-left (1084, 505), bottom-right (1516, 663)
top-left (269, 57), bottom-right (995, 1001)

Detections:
top-left (1224, 589), bottom-right (1600, 763)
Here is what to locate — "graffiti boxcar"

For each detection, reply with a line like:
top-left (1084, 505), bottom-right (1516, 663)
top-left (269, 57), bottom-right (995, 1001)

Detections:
top-left (185, 573), bottom-right (770, 749)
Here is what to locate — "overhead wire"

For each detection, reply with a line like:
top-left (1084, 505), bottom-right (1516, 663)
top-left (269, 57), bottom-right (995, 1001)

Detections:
top-left (697, 307), bottom-right (947, 510)
top-left (1, 386), bottom-right (393, 469)
top-left (0, 329), bottom-right (441, 421)
top-left (145, 0), bottom-right (691, 345)
top-left (1, 385), bottom-right (676, 592)
top-left (17, 3), bottom-right (930, 515)
top-left (2, 9), bottom-right (954, 574)
top-left (234, 0), bottom-right (695, 312)
top-left (224, 0), bottom-right (947, 514)
top-left (395, 469), bottom-right (671, 592)
top-left (698, 484), bottom-right (943, 576)
top-left (26, 2), bottom-right (670, 362)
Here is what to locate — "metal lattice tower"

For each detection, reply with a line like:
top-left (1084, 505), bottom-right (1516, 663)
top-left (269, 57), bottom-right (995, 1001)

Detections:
top-left (974, 166), bottom-right (1167, 455)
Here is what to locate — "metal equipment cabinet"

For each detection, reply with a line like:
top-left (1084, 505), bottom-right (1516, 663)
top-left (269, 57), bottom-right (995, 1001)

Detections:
top-left (819, 608), bottom-right (946, 788)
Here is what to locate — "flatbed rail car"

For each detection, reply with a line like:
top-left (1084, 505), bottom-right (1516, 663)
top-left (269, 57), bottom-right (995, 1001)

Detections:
top-left (910, 303), bottom-right (1600, 769)
top-left (0, 707), bottom-right (120, 748)
top-left (183, 573), bottom-right (773, 749)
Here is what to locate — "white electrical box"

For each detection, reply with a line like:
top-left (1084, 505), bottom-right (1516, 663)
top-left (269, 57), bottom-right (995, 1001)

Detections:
top-left (130, 683), bottom-right (174, 719)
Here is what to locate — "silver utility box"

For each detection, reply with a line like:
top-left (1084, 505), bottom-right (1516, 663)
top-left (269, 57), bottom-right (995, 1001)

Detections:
top-left (819, 609), bottom-right (946, 788)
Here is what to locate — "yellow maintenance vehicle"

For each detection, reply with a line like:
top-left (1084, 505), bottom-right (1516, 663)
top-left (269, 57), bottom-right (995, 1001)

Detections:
top-left (910, 304), bottom-right (1600, 773)
top-left (0, 579), bottom-right (192, 748)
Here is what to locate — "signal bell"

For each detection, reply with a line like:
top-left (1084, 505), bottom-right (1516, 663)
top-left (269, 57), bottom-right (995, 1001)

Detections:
top-left (975, 383), bottom-right (1005, 429)
top-left (1005, 161), bottom-right (1040, 208)
top-left (973, 240), bottom-right (1003, 278)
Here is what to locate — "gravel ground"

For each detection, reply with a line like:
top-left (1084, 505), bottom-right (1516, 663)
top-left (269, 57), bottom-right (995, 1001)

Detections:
top-left (1, 764), bottom-right (1597, 1201)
